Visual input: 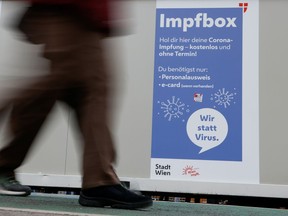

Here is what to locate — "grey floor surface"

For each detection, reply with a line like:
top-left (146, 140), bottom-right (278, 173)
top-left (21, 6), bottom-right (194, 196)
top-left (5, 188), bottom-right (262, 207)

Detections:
top-left (0, 193), bottom-right (287, 216)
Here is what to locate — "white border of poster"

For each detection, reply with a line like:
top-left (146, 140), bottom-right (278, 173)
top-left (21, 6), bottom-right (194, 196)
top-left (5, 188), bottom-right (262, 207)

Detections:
top-left (151, 0), bottom-right (259, 184)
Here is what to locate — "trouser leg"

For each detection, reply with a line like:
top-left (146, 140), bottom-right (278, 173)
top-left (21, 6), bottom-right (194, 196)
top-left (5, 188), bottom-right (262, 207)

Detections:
top-left (0, 82), bottom-right (56, 174)
top-left (71, 33), bottom-right (120, 188)
top-left (73, 91), bottom-right (119, 189)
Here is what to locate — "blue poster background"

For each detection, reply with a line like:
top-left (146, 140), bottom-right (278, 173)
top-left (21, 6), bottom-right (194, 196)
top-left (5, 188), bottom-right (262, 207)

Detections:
top-left (151, 8), bottom-right (243, 161)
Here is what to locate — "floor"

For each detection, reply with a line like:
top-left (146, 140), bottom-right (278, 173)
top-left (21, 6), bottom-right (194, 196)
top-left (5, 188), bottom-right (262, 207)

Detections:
top-left (0, 193), bottom-right (287, 216)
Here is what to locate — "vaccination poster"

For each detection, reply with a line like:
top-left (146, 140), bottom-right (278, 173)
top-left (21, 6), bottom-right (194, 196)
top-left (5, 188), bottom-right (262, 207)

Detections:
top-left (151, 0), bottom-right (259, 183)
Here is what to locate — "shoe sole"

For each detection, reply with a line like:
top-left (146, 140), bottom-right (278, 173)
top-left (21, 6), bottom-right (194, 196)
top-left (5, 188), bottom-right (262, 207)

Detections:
top-left (79, 196), bottom-right (153, 209)
top-left (0, 189), bottom-right (30, 196)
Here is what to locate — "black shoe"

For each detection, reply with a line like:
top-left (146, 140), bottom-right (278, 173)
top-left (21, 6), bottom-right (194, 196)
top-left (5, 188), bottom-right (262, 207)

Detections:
top-left (0, 174), bottom-right (31, 196)
top-left (79, 184), bottom-right (153, 209)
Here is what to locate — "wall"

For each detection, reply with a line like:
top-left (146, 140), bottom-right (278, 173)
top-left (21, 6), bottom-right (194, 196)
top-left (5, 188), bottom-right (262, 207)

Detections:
top-left (0, 0), bottom-right (288, 198)
top-left (259, 0), bottom-right (288, 185)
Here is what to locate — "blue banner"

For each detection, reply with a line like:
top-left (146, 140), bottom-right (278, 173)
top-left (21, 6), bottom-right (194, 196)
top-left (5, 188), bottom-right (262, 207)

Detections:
top-left (152, 8), bottom-right (243, 161)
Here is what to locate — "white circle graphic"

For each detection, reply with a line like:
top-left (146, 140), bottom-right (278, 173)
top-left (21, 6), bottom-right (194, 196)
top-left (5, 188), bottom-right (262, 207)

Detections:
top-left (186, 108), bottom-right (228, 154)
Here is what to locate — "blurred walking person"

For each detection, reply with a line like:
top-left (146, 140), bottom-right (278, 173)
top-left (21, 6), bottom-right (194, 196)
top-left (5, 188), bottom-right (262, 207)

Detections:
top-left (0, 0), bottom-right (152, 209)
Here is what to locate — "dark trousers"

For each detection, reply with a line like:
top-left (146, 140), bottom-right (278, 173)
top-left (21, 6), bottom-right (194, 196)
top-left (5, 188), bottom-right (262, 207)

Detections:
top-left (0, 5), bottom-right (120, 188)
